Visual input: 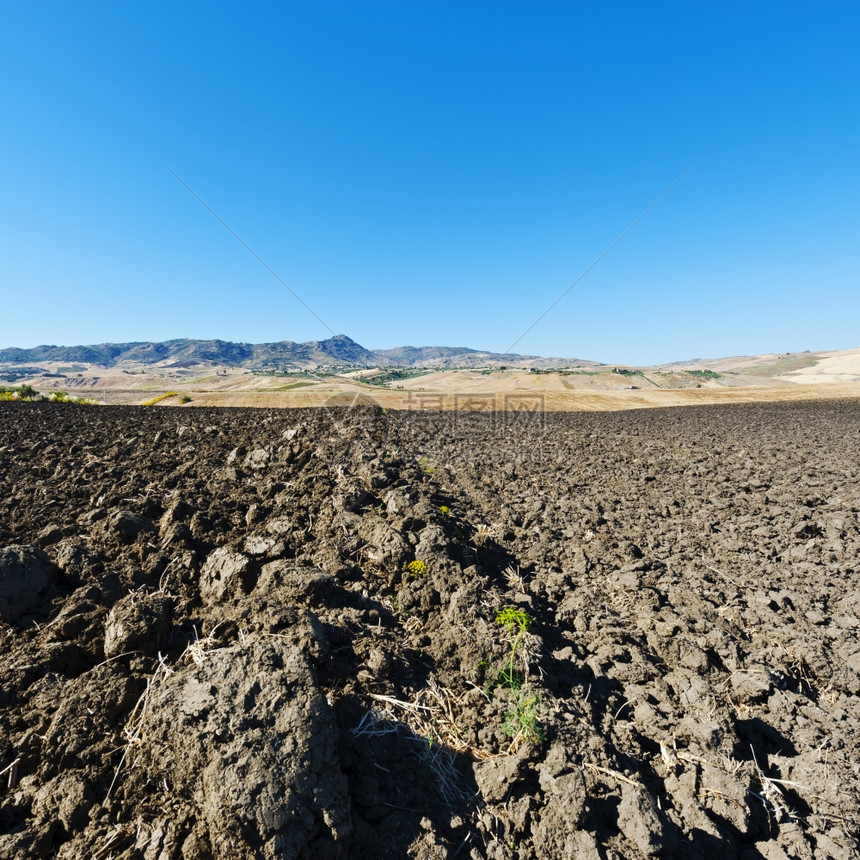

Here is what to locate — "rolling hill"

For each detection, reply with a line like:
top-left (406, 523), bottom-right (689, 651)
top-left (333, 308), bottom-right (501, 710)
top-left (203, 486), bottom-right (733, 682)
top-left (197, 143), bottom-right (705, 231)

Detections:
top-left (0, 335), bottom-right (593, 370)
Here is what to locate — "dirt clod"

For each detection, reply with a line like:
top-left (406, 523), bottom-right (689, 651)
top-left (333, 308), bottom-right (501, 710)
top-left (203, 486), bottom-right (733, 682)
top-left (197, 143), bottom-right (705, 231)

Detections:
top-left (0, 544), bottom-right (55, 623)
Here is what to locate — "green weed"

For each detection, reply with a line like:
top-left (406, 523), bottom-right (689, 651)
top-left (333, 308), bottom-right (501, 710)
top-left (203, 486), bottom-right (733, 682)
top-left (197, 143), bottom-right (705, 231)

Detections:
top-left (417, 456), bottom-right (434, 476)
top-left (488, 607), bottom-right (535, 692)
top-left (503, 691), bottom-right (546, 744)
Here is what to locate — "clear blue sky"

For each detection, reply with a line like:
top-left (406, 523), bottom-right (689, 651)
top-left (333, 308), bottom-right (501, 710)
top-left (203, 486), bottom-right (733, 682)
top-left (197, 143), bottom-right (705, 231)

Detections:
top-left (1, 2), bottom-right (858, 365)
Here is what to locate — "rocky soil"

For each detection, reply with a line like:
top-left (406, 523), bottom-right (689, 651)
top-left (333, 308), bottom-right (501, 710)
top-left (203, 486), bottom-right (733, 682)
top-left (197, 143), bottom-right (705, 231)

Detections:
top-left (1, 400), bottom-right (859, 859)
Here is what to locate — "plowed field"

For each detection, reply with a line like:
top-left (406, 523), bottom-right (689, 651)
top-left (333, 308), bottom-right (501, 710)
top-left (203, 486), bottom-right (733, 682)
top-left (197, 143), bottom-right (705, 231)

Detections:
top-left (1, 401), bottom-right (859, 859)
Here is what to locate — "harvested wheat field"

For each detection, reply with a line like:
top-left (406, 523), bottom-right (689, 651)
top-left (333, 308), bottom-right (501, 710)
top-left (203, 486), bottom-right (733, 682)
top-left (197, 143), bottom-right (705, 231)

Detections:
top-left (1, 400), bottom-right (859, 859)
top-left (145, 380), bottom-right (860, 413)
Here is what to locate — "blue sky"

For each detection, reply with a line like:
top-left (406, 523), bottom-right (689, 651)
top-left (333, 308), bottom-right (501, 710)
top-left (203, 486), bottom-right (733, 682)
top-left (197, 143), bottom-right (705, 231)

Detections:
top-left (1, 2), bottom-right (858, 365)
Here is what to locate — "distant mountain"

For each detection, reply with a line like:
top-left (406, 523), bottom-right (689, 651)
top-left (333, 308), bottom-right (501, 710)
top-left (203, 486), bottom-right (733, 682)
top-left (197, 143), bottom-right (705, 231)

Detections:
top-left (0, 336), bottom-right (373, 368)
top-left (371, 345), bottom-right (582, 368)
top-left (0, 335), bottom-right (592, 370)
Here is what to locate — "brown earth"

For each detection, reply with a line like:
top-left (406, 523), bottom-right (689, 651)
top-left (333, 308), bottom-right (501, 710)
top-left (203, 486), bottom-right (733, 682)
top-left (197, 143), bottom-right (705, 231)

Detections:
top-left (0, 400), bottom-right (859, 859)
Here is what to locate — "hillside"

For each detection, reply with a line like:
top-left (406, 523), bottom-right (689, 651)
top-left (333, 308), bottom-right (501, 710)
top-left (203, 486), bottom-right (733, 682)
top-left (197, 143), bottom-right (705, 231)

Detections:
top-left (0, 336), bottom-right (376, 369)
top-left (0, 336), bottom-right (591, 371)
top-left (2, 338), bottom-right (858, 411)
top-left (371, 345), bottom-right (595, 369)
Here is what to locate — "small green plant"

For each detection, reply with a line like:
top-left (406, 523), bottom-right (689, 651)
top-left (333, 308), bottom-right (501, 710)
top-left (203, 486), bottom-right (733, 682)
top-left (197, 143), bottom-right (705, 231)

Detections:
top-left (439, 505), bottom-right (451, 517)
top-left (179, 395), bottom-right (192, 403)
top-left (493, 607), bottom-right (535, 691)
top-left (417, 456), bottom-right (434, 476)
top-left (404, 559), bottom-right (427, 578)
top-left (496, 607), bottom-right (533, 636)
top-left (481, 607), bottom-right (547, 745)
top-left (503, 691), bottom-right (546, 744)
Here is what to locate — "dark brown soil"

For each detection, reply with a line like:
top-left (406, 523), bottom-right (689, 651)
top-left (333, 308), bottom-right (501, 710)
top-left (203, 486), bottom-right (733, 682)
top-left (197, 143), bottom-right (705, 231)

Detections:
top-left (1, 400), bottom-right (859, 859)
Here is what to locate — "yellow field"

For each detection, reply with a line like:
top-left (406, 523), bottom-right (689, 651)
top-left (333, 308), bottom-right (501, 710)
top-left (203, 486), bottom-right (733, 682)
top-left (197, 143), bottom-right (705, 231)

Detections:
top-left (167, 380), bottom-right (860, 412)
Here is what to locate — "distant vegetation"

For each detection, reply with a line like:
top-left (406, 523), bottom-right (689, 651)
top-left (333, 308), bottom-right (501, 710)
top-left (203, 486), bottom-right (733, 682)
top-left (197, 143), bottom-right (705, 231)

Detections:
top-left (686, 369), bottom-right (722, 380)
top-left (363, 368), bottom-right (435, 386)
top-left (141, 391), bottom-right (179, 406)
top-left (742, 354), bottom-right (818, 378)
top-left (0, 385), bottom-right (97, 404)
top-left (0, 384), bottom-right (39, 401)
top-left (253, 369), bottom-right (327, 379)
top-left (0, 366), bottom-right (46, 381)
top-left (524, 367), bottom-right (603, 376)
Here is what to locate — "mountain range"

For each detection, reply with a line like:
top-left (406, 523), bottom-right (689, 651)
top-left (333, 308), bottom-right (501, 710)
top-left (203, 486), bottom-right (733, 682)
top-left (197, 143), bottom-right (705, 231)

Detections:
top-left (0, 335), bottom-right (593, 370)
